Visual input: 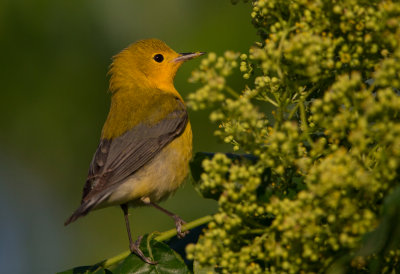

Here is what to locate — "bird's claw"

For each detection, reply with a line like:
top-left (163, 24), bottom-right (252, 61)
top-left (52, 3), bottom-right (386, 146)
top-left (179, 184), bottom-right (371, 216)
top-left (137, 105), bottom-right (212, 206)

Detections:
top-left (173, 215), bottom-right (189, 238)
top-left (130, 235), bottom-right (157, 265)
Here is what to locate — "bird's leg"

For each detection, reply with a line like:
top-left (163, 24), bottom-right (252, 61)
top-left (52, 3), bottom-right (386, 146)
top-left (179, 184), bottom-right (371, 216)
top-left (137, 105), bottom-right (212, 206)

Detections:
top-left (147, 201), bottom-right (189, 238)
top-left (120, 204), bottom-right (157, 264)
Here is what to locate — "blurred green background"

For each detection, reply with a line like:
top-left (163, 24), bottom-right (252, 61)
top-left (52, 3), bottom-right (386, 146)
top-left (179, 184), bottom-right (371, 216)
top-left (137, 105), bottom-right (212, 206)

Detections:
top-left (0, 1), bottom-right (257, 273)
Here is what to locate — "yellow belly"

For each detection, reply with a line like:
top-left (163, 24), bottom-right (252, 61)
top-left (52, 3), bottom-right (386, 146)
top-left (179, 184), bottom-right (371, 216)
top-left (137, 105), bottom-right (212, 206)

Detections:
top-left (101, 123), bottom-right (192, 207)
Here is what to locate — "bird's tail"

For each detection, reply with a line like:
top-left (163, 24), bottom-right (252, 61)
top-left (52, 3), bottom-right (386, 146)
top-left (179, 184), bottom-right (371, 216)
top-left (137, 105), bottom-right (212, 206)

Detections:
top-left (64, 194), bottom-right (110, 226)
top-left (64, 202), bottom-right (93, 226)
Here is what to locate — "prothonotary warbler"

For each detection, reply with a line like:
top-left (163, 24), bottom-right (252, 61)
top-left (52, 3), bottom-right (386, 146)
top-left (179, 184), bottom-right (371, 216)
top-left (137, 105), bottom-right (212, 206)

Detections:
top-left (64, 38), bottom-right (204, 264)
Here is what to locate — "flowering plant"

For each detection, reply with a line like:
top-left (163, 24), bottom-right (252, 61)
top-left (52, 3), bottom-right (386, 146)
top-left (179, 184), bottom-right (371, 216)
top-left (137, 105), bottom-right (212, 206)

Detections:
top-left (186, 0), bottom-right (400, 272)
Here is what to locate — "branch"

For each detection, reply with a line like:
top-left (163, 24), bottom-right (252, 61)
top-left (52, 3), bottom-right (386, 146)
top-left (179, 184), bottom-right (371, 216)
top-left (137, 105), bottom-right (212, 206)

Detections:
top-left (99, 215), bottom-right (214, 269)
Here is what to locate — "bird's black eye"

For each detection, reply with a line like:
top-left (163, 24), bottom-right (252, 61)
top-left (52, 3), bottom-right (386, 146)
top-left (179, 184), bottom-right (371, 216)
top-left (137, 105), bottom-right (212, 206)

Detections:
top-left (153, 54), bottom-right (164, 63)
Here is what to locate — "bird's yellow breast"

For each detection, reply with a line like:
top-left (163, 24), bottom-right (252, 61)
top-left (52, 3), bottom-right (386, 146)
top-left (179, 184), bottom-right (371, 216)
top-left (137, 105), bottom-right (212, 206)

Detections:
top-left (101, 87), bottom-right (183, 140)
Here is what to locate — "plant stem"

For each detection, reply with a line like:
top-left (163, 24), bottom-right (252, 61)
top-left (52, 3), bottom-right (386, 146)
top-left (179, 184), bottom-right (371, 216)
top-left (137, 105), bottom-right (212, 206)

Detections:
top-left (261, 94), bottom-right (279, 107)
top-left (100, 251), bottom-right (131, 269)
top-left (99, 215), bottom-right (213, 269)
top-left (238, 228), bottom-right (265, 235)
top-left (299, 101), bottom-right (313, 145)
top-left (225, 86), bottom-right (240, 98)
top-left (155, 215), bottom-right (213, 241)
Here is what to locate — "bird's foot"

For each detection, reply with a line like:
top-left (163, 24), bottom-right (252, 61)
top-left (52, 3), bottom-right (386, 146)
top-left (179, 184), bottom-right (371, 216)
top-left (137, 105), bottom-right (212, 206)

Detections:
top-left (130, 235), bottom-right (157, 265)
top-left (173, 215), bottom-right (189, 239)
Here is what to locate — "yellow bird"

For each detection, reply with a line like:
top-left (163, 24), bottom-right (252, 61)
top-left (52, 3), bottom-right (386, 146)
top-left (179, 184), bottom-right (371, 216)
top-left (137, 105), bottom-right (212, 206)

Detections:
top-left (65, 39), bottom-right (204, 264)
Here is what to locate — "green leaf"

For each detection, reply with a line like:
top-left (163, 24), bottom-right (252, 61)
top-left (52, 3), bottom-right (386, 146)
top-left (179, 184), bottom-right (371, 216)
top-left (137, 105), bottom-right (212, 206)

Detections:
top-left (58, 235), bottom-right (190, 274)
top-left (356, 185), bottom-right (400, 273)
top-left (58, 265), bottom-right (111, 274)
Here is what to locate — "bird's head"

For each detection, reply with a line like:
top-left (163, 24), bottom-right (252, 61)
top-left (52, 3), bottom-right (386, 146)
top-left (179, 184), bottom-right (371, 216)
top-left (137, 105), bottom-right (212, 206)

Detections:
top-left (109, 39), bottom-right (204, 92)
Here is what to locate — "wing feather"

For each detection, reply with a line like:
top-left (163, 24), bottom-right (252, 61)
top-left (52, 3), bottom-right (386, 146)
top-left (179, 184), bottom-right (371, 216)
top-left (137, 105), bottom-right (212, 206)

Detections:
top-left (64, 97), bottom-right (188, 225)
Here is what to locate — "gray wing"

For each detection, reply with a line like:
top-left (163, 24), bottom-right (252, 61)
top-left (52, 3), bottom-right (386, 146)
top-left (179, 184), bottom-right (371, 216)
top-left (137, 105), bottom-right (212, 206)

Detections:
top-left (64, 100), bottom-right (188, 225)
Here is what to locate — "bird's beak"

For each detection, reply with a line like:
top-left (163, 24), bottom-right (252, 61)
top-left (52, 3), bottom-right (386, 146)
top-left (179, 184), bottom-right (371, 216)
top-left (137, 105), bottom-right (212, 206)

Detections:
top-left (172, 52), bottom-right (206, 63)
